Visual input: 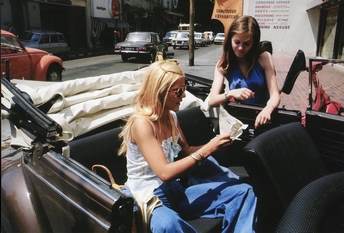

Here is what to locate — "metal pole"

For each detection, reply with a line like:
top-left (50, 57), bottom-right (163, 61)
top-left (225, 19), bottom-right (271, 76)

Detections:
top-left (189, 0), bottom-right (195, 66)
top-left (86, 0), bottom-right (93, 49)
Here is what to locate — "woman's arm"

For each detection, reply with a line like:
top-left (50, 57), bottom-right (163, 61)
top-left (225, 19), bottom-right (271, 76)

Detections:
top-left (208, 61), bottom-right (228, 106)
top-left (132, 117), bottom-right (231, 181)
top-left (255, 51), bottom-right (281, 128)
top-left (208, 61), bottom-right (255, 106)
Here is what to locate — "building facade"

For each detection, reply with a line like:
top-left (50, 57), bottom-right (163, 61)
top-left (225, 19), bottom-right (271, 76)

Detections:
top-left (0, 0), bottom-right (183, 50)
top-left (243, 0), bottom-right (343, 59)
top-left (2, 0), bottom-right (341, 59)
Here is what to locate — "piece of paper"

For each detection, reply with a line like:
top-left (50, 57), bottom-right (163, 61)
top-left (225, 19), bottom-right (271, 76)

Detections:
top-left (219, 105), bottom-right (248, 140)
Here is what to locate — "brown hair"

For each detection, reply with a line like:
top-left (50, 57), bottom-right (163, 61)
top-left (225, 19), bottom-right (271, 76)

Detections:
top-left (218, 15), bottom-right (261, 76)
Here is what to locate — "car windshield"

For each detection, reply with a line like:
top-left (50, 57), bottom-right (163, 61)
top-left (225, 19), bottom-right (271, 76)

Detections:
top-left (166, 32), bottom-right (177, 38)
top-left (1, 35), bottom-right (22, 50)
top-left (194, 33), bottom-right (202, 38)
top-left (216, 33), bottom-right (224, 38)
top-left (126, 33), bottom-right (151, 42)
top-left (176, 32), bottom-right (189, 39)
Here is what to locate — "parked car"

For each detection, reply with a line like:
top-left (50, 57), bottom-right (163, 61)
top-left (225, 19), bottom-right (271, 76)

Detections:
top-left (171, 31), bottom-right (189, 49)
top-left (214, 32), bottom-right (225, 44)
top-left (21, 30), bottom-right (70, 55)
top-left (194, 32), bottom-right (206, 47)
top-left (1, 29), bottom-right (64, 81)
top-left (162, 30), bottom-right (178, 46)
top-left (114, 32), bottom-right (167, 63)
top-left (1, 49), bottom-right (343, 233)
top-left (203, 31), bottom-right (214, 44)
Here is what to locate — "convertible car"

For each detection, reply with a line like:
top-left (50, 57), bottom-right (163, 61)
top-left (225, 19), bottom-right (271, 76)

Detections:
top-left (1, 51), bottom-right (344, 233)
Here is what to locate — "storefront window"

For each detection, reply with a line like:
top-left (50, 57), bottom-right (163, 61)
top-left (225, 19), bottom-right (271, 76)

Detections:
top-left (318, 3), bottom-right (343, 59)
top-left (320, 7), bottom-right (337, 58)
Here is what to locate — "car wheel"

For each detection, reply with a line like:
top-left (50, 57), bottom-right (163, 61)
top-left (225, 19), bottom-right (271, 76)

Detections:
top-left (121, 54), bottom-right (128, 62)
top-left (47, 64), bottom-right (62, 81)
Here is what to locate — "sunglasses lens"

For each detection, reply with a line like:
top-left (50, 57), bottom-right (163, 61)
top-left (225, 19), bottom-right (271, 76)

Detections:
top-left (176, 87), bottom-right (185, 97)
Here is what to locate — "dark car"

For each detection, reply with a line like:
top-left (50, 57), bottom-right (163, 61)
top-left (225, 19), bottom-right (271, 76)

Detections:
top-left (1, 50), bottom-right (344, 233)
top-left (114, 32), bottom-right (168, 63)
top-left (1, 30), bottom-right (64, 81)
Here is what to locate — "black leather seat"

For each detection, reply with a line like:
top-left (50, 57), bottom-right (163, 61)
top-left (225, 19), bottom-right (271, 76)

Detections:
top-left (69, 127), bottom-right (127, 185)
top-left (243, 122), bottom-right (329, 232)
top-left (276, 171), bottom-right (344, 233)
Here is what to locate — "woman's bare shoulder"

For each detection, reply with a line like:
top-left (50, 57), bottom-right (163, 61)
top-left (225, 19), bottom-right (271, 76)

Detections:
top-left (132, 115), bottom-right (153, 130)
top-left (258, 51), bottom-right (274, 67)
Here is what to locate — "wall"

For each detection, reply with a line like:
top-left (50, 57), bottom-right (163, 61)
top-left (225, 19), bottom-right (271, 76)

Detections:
top-left (27, 2), bottom-right (41, 29)
top-left (124, 0), bottom-right (159, 11)
top-left (244, 0), bottom-right (319, 57)
top-left (0, 0), bottom-right (12, 28)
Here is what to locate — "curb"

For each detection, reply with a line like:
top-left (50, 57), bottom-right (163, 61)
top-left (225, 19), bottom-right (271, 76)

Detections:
top-left (62, 49), bottom-right (114, 61)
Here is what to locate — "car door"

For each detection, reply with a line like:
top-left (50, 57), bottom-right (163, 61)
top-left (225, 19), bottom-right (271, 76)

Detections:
top-left (1, 78), bottom-right (134, 233)
top-left (1, 34), bottom-right (32, 79)
top-left (21, 151), bottom-right (133, 233)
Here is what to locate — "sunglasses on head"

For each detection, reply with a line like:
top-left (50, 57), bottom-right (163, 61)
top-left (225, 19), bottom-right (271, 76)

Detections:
top-left (169, 86), bottom-right (186, 98)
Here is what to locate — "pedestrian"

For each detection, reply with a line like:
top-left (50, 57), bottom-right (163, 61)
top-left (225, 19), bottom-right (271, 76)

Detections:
top-left (208, 15), bottom-right (280, 128)
top-left (119, 59), bottom-right (257, 233)
top-left (91, 29), bottom-right (97, 49)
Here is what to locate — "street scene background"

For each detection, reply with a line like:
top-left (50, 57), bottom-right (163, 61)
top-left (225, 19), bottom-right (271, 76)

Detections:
top-left (62, 44), bottom-right (344, 115)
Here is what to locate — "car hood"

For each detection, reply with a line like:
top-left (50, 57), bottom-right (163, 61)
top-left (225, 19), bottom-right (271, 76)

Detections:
top-left (115, 41), bottom-right (151, 47)
top-left (173, 38), bottom-right (188, 41)
top-left (25, 47), bottom-right (49, 55)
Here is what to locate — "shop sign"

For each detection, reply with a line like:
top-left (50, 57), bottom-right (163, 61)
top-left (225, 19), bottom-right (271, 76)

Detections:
top-left (91, 0), bottom-right (119, 19)
top-left (211, 0), bottom-right (243, 34)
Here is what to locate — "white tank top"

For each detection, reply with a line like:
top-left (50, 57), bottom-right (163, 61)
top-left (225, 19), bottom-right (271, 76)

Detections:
top-left (125, 112), bottom-right (181, 206)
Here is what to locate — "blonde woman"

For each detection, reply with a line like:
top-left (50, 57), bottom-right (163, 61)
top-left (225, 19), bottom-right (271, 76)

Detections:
top-left (209, 16), bottom-right (280, 128)
top-left (120, 60), bottom-right (257, 233)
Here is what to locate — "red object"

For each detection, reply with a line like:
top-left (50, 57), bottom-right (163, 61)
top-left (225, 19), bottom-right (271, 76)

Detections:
top-left (311, 62), bottom-right (343, 115)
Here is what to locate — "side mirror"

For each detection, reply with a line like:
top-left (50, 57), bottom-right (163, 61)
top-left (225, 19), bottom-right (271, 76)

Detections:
top-left (281, 50), bottom-right (307, 95)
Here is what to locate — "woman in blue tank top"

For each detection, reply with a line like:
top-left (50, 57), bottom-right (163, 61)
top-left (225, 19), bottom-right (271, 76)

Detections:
top-left (208, 16), bottom-right (280, 128)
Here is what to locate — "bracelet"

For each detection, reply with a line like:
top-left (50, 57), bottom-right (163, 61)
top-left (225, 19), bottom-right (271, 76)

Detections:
top-left (224, 91), bottom-right (235, 102)
top-left (190, 153), bottom-right (203, 161)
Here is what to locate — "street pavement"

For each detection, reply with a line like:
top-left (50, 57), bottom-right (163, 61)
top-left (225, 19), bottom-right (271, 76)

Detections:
top-left (179, 45), bottom-right (344, 114)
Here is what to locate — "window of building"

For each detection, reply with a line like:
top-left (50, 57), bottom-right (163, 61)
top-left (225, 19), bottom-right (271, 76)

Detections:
top-left (318, 3), bottom-right (343, 59)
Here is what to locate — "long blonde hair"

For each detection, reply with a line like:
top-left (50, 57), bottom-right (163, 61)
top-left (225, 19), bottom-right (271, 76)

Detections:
top-left (119, 60), bottom-right (184, 155)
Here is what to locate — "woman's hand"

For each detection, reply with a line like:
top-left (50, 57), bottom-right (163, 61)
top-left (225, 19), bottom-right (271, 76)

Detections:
top-left (255, 106), bottom-right (273, 128)
top-left (230, 88), bottom-right (255, 101)
top-left (198, 133), bottom-right (232, 157)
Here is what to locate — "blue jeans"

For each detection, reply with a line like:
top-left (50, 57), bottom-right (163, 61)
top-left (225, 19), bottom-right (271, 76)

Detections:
top-left (150, 157), bottom-right (257, 233)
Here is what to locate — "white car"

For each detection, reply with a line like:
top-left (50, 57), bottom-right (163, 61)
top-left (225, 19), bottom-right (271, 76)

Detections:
top-left (163, 30), bottom-right (178, 46)
top-left (21, 30), bottom-right (70, 55)
top-left (214, 33), bottom-right (225, 44)
top-left (172, 31), bottom-right (189, 49)
top-left (194, 32), bottom-right (206, 47)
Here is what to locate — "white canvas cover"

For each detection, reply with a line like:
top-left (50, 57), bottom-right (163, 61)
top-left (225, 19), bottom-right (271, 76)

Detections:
top-left (12, 67), bottom-right (205, 141)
